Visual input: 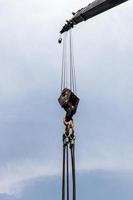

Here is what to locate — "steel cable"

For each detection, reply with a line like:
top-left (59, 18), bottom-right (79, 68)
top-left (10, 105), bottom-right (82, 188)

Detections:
top-left (69, 30), bottom-right (77, 94)
top-left (61, 30), bottom-right (77, 95)
top-left (62, 137), bottom-right (66, 200)
top-left (70, 143), bottom-right (76, 200)
top-left (66, 144), bottom-right (69, 200)
top-left (61, 33), bottom-right (67, 91)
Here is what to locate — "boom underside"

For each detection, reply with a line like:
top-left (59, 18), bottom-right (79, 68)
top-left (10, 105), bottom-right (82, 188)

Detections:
top-left (60, 0), bottom-right (128, 34)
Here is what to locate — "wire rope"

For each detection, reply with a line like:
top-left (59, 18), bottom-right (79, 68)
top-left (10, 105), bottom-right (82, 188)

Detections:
top-left (61, 30), bottom-right (77, 95)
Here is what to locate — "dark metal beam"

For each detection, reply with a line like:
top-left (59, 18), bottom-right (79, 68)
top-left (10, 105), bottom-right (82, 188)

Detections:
top-left (60, 0), bottom-right (128, 34)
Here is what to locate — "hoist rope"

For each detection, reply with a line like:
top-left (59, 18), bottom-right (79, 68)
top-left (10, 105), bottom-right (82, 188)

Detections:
top-left (69, 30), bottom-right (77, 95)
top-left (61, 30), bottom-right (77, 95)
top-left (61, 33), bottom-right (67, 91)
top-left (66, 144), bottom-right (69, 200)
top-left (62, 138), bottom-right (66, 200)
top-left (70, 143), bottom-right (76, 200)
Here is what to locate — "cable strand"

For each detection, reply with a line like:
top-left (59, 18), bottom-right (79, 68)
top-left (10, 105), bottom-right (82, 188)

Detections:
top-left (62, 137), bottom-right (66, 200)
top-left (66, 143), bottom-right (69, 200)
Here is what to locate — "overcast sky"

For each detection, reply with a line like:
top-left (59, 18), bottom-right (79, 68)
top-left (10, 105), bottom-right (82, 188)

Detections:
top-left (0, 0), bottom-right (133, 199)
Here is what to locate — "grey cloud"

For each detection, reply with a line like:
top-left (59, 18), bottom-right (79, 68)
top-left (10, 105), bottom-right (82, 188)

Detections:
top-left (1, 170), bottom-right (133, 200)
top-left (0, 0), bottom-right (132, 195)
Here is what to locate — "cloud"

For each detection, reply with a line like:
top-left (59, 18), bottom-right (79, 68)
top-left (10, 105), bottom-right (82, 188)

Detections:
top-left (0, 160), bottom-right (59, 194)
top-left (0, 0), bottom-right (132, 196)
top-left (1, 170), bottom-right (133, 200)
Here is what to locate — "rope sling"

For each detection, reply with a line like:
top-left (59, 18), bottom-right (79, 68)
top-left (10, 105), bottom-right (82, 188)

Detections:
top-left (58, 30), bottom-right (80, 200)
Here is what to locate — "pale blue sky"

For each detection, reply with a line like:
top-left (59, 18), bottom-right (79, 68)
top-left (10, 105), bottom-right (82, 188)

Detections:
top-left (0, 0), bottom-right (133, 199)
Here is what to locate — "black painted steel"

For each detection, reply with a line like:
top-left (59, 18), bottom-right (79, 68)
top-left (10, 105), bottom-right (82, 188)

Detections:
top-left (58, 88), bottom-right (80, 122)
top-left (60, 0), bottom-right (128, 34)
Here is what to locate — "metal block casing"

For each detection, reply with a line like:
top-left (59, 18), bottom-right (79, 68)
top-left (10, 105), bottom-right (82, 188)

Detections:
top-left (58, 88), bottom-right (80, 121)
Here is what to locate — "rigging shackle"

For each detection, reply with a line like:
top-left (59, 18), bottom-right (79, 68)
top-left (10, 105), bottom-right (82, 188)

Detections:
top-left (64, 118), bottom-right (74, 131)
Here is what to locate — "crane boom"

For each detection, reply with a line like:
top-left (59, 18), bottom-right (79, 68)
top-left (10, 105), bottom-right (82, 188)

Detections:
top-left (60, 0), bottom-right (128, 34)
